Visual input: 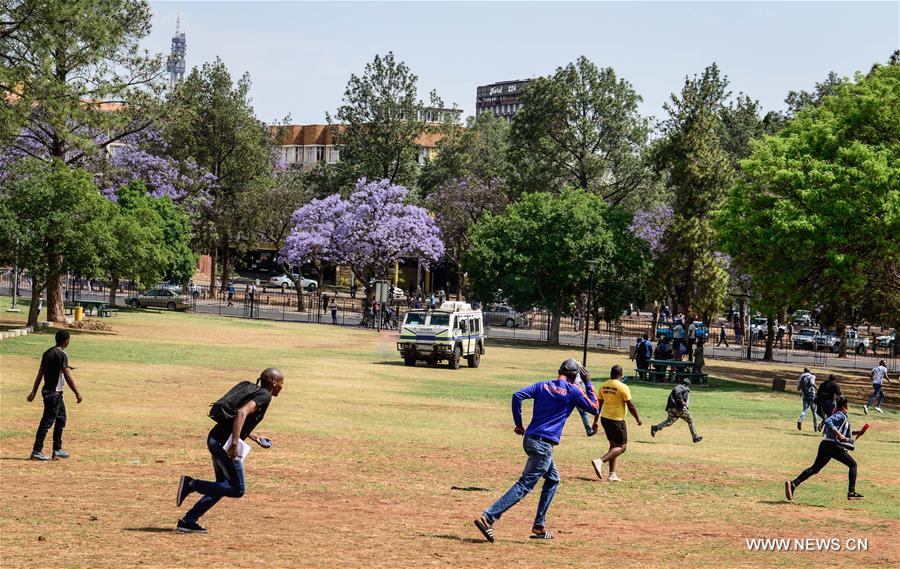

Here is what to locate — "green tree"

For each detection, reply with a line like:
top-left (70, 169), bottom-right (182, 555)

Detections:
top-left (465, 189), bottom-right (615, 345)
top-left (419, 111), bottom-right (509, 196)
top-left (0, 160), bottom-right (114, 325)
top-left (718, 62), bottom-right (900, 358)
top-left (651, 64), bottom-right (733, 318)
top-left (0, 0), bottom-right (162, 322)
top-left (326, 52), bottom-right (447, 193)
top-left (164, 58), bottom-right (274, 293)
top-left (102, 182), bottom-right (170, 306)
top-left (508, 56), bottom-right (650, 205)
top-left (593, 209), bottom-right (652, 327)
top-left (151, 192), bottom-right (197, 285)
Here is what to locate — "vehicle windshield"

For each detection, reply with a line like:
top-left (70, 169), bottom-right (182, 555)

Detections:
top-left (752, 318), bottom-right (768, 325)
top-left (429, 314), bottom-right (450, 326)
top-left (404, 312), bottom-right (428, 325)
top-left (798, 330), bottom-right (817, 336)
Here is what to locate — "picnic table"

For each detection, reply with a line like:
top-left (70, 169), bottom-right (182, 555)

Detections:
top-left (636, 359), bottom-right (709, 385)
top-left (65, 300), bottom-right (119, 317)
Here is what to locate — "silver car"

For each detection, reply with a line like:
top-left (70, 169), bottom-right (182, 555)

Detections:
top-left (484, 305), bottom-right (529, 328)
top-left (126, 288), bottom-right (190, 311)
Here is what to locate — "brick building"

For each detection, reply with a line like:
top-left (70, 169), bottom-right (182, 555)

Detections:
top-left (475, 79), bottom-right (533, 123)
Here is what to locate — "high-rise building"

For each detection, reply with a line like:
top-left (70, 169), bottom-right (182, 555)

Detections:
top-left (166, 16), bottom-right (186, 88)
top-left (475, 79), bottom-right (532, 123)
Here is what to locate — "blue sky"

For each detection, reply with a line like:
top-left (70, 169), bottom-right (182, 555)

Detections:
top-left (144, 1), bottom-right (900, 124)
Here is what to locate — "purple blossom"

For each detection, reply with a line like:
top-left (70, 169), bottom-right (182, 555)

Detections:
top-left (283, 178), bottom-right (444, 282)
top-left (629, 204), bottom-right (673, 255)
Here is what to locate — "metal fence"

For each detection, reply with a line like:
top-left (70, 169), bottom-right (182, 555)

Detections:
top-left (1, 270), bottom-right (895, 373)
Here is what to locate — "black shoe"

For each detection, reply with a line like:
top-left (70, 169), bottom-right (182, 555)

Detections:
top-left (586, 428), bottom-right (597, 437)
top-left (847, 491), bottom-right (864, 500)
top-left (176, 475), bottom-right (194, 507)
top-left (650, 426), bottom-right (658, 438)
top-left (175, 519), bottom-right (207, 533)
top-left (692, 436), bottom-right (702, 443)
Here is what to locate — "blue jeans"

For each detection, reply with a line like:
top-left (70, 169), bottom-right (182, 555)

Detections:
top-left (484, 436), bottom-right (560, 529)
top-left (183, 433), bottom-right (246, 523)
top-left (799, 395), bottom-right (818, 429)
top-left (866, 384), bottom-right (885, 408)
top-left (577, 409), bottom-right (595, 435)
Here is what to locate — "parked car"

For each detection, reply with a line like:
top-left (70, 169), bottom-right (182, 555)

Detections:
top-left (126, 288), bottom-right (190, 311)
top-left (484, 305), bottom-right (529, 328)
top-left (749, 317), bottom-right (781, 340)
top-left (158, 281), bottom-right (201, 298)
top-left (791, 310), bottom-right (813, 326)
top-left (876, 332), bottom-right (896, 348)
top-left (815, 329), bottom-right (870, 354)
top-left (792, 328), bottom-right (821, 350)
top-left (269, 273), bottom-right (317, 291)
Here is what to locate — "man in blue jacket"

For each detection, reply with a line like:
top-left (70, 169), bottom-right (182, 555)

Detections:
top-left (474, 359), bottom-right (599, 542)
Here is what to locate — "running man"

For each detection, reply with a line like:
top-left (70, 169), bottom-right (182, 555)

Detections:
top-left (26, 330), bottom-right (83, 460)
top-left (785, 396), bottom-right (864, 501)
top-left (175, 368), bottom-right (284, 533)
top-left (590, 365), bottom-right (642, 482)
top-left (474, 359), bottom-right (599, 542)
top-left (814, 374), bottom-right (842, 430)
top-left (651, 376), bottom-right (701, 443)
top-left (864, 360), bottom-right (891, 414)
top-left (796, 368), bottom-right (818, 431)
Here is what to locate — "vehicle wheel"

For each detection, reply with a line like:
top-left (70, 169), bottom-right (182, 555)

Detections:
top-left (281, 282), bottom-right (289, 290)
top-left (166, 301), bottom-right (176, 311)
top-left (449, 346), bottom-right (462, 370)
top-left (404, 357), bottom-right (416, 367)
top-left (504, 318), bottom-right (515, 328)
top-left (466, 350), bottom-right (481, 368)
top-left (307, 284), bottom-right (317, 292)
top-left (831, 342), bottom-right (841, 354)
top-left (192, 291), bottom-right (200, 299)
top-left (856, 344), bottom-right (866, 355)
top-left (128, 299), bottom-right (140, 308)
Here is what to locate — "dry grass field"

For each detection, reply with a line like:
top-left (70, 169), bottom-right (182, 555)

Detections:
top-left (1, 307), bottom-right (897, 568)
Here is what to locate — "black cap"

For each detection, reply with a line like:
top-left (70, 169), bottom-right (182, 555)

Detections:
top-left (558, 358), bottom-right (580, 378)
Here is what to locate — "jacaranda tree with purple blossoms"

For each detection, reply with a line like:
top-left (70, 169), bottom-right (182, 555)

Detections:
top-left (284, 178), bottom-right (443, 304)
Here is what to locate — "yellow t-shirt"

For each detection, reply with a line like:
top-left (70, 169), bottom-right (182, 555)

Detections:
top-left (599, 379), bottom-right (632, 421)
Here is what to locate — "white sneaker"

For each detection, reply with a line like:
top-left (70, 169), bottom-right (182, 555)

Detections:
top-left (591, 459), bottom-right (604, 480)
top-left (608, 472), bottom-right (622, 482)
top-left (875, 407), bottom-right (883, 414)
top-left (863, 405), bottom-right (868, 415)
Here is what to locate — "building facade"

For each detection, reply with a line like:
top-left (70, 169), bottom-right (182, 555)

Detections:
top-left (475, 79), bottom-right (532, 123)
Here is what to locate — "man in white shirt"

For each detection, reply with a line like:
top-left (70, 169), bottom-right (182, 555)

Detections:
top-left (864, 360), bottom-right (891, 414)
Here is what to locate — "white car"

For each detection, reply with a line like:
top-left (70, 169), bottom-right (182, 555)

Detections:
top-left (269, 273), bottom-right (317, 291)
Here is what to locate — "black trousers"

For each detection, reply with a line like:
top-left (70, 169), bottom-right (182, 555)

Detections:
top-left (793, 440), bottom-right (856, 493)
top-left (33, 392), bottom-right (67, 453)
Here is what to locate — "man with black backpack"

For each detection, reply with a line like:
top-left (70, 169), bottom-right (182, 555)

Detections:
top-left (175, 368), bottom-right (285, 533)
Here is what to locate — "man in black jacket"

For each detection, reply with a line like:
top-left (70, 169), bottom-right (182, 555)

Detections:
top-left (650, 376), bottom-right (702, 443)
top-left (814, 374), bottom-right (843, 430)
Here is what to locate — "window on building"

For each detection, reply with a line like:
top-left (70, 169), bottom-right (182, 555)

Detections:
top-left (328, 146), bottom-right (340, 164)
top-left (316, 146), bottom-right (325, 163)
top-left (304, 146), bottom-right (316, 163)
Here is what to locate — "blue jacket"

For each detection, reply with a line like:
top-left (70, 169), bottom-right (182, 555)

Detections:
top-left (512, 378), bottom-right (599, 444)
top-left (823, 410), bottom-right (853, 450)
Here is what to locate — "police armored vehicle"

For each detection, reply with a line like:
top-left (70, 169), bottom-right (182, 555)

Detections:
top-left (397, 301), bottom-right (485, 369)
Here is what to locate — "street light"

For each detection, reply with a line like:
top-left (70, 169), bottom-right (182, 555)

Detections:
top-left (582, 260), bottom-right (598, 367)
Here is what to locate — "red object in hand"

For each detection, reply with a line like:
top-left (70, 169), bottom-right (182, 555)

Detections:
top-left (857, 423), bottom-right (870, 438)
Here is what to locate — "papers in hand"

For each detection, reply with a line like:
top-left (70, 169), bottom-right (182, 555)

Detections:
top-left (223, 435), bottom-right (251, 462)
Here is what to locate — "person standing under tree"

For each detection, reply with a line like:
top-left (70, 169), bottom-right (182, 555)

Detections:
top-left (590, 365), bottom-right (642, 482)
top-left (175, 368), bottom-right (285, 533)
top-left (26, 330), bottom-right (83, 461)
top-left (864, 360), bottom-right (891, 414)
top-left (785, 396), bottom-right (864, 501)
top-left (651, 376), bottom-right (702, 443)
top-left (631, 333), bottom-right (652, 381)
top-left (473, 359), bottom-right (598, 542)
top-left (796, 368), bottom-right (818, 431)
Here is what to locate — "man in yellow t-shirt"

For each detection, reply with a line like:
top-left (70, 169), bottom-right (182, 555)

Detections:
top-left (590, 365), bottom-right (642, 482)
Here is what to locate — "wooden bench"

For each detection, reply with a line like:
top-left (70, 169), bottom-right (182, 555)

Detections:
top-left (99, 306), bottom-right (119, 317)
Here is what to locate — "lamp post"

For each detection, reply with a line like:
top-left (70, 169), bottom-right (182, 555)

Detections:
top-left (582, 260), bottom-right (598, 366)
top-left (8, 236), bottom-right (19, 312)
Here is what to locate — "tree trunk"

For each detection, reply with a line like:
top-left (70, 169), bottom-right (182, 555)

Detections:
top-left (548, 296), bottom-right (563, 346)
top-left (651, 308), bottom-right (660, 339)
top-left (764, 314), bottom-right (775, 361)
top-left (109, 276), bottom-right (119, 307)
top-left (27, 282), bottom-right (43, 327)
top-left (45, 273), bottom-right (65, 323)
top-left (836, 322), bottom-right (847, 358)
top-left (209, 247), bottom-right (218, 297)
top-left (457, 269), bottom-right (464, 301)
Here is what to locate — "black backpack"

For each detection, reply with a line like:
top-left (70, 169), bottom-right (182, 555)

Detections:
top-left (209, 381), bottom-right (260, 424)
